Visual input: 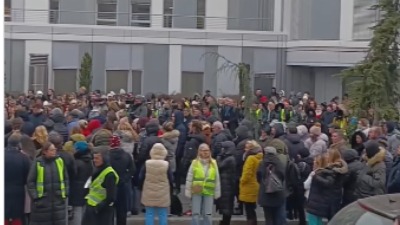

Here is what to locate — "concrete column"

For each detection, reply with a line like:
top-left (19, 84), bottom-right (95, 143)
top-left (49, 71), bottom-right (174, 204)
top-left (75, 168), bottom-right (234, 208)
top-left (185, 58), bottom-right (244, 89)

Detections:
top-left (273, 0), bottom-right (283, 32)
top-left (168, 45), bottom-right (182, 94)
top-left (205, 0), bottom-right (228, 30)
top-left (24, 0), bottom-right (49, 23)
top-left (151, 0), bottom-right (163, 28)
top-left (340, 0), bottom-right (354, 40)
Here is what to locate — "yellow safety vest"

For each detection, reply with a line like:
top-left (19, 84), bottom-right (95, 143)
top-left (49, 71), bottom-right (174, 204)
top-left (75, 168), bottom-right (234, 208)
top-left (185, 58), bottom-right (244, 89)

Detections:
top-left (36, 157), bottom-right (66, 199)
top-left (85, 166), bottom-right (119, 207)
top-left (192, 159), bottom-right (217, 196)
top-left (280, 109), bottom-right (293, 122)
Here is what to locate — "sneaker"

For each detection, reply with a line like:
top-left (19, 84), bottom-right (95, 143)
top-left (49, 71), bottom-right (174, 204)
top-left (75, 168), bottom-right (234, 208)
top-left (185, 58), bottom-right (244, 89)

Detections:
top-left (183, 210), bottom-right (192, 216)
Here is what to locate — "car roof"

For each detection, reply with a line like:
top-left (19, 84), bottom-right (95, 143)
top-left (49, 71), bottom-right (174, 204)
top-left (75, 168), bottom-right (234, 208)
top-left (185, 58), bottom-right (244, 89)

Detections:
top-left (358, 194), bottom-right (400, 220)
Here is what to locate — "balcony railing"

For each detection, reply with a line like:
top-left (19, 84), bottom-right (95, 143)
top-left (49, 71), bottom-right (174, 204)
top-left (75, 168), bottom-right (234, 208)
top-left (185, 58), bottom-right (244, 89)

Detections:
top-left (5, 8), bottom-right (274, 31)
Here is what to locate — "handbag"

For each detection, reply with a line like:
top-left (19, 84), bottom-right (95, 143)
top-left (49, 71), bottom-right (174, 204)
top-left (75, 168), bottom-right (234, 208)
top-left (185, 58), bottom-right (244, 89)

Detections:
top-left (264, 165), bottom-right (284, 193)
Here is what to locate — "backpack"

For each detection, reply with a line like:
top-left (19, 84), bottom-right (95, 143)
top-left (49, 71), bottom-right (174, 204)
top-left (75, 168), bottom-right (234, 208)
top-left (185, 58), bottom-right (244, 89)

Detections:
top-left (264, 165), bottom-right (284, 193)
top-left (285, 158), bottom-right (303, 197)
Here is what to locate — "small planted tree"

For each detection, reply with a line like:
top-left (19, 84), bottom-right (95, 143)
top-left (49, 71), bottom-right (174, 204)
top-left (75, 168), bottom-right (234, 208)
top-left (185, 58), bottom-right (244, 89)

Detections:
top-left (341, 0), bottom-right (400, 123)
top-left (204, 52), bottom-right (253, 119)
top-left (79, 52), bottom-right (93, 91)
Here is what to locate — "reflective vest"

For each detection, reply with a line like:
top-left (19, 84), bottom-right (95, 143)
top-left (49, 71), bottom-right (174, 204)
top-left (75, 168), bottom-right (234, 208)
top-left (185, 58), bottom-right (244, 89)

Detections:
top-left (280, 109), bottom-right (293, 122)
top-left (192, 159), bottom-right (217, 196)
top-left (36, 157), bottom-right (66, 199)
top-left (85, 166), bottom-right (119, 207)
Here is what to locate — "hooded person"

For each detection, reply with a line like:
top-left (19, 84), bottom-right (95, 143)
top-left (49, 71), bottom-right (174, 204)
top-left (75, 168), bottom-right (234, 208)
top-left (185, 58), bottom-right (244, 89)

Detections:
top-left (63, 133), bottom-right (86, 155)
top-left (386, 121), bottom-right (400, 155)
top-left (109, 135), bottom-right (135, 225)
top-left (355, 141), bottom-right (387, 199)
top-left (341, 149), bottom-right (365, 207)
top-left (173, 110), bottom-right (188, 164)
top-left (69, 141), bottom-right (93, 225)
top-left (90, 128), bottom-right (113, 147)
top-left (139, 143), bottom-right (173, 225)
top-left (284, 123), bottom-right (307, 160)
top-left (15, 109), bottom-right (35, 137)
top-left (49, 108), bottom-right (69, 143)
top-left (216, 141), bottom-right (237, 225)
top-left (137, 121), bottom-right (162, 170)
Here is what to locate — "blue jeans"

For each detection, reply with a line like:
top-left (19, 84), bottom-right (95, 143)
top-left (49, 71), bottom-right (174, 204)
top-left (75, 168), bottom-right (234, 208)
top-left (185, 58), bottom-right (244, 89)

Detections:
top-left (191, 195), bottom-right (214, 225)
top-left (145, 207), bottom-right (168, 225)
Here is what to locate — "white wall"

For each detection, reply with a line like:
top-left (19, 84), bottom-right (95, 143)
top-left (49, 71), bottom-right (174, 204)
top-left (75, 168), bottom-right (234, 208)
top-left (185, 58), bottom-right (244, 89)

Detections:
top-left (206, 0), bottom-right (228, 30)
top-left (168, 45), bottom-right (182, 94)
top-left (24, 40), bottom-right (53, 92)
top-left (151, 0), bottom-right (164, 28)
top-left (24, 0), bottom-right (49, 23)
top-left (217, 46), bottom-right (241, 96)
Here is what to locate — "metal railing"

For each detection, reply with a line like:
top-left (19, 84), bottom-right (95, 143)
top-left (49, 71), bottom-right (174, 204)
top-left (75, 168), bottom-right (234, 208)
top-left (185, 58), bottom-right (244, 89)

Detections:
top-left (5, 8), bottom-right (274, 31)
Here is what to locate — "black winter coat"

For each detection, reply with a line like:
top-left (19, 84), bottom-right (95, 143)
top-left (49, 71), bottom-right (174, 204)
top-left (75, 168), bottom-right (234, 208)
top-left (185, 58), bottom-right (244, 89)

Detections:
top-left (181, 133), bottom-right (206, 175)
top-left (257, 153), bottom-right (286, 207)
top-left (284, 134), bottom-right (307, 160)
top-left (306, 160), bottom-right (348, 219)
top-left (211, 130), bottom-right (231, 157)
top-left (216, 143), bottom-right (237, 215)
top-left (110, 148), bottom-right (136, 184)
top-left (342, 149), bottom-right (365, 207)
top-left (27, 156), bottom-right (69, 225)
top-left (50, 113), bottom-right (69, 143)
top-left (69, 152), bottom-right (93, 206)
top-left (137, 122), bottom-right (162, 169)
top-left (5, 147), bottom-right (31, 219)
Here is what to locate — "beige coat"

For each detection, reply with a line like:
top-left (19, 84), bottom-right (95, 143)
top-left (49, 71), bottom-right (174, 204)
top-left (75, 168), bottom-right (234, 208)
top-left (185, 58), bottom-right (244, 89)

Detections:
top-left (141, 143), bottom-right (171, 207)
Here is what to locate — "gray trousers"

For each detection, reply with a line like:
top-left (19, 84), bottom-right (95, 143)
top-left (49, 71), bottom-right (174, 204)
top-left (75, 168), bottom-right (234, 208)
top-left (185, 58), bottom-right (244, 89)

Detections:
top-left (69, 206), bottom-right (84, 225)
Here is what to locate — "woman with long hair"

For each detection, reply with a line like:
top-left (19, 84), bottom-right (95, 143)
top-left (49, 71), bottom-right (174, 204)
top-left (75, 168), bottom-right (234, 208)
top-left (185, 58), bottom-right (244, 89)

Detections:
top-left (32, 125), bottom-right (48, 150)
top-left (306, 149), bottom-right (348, 225)
top-left (185, 143), bottom-right (221, 225)
top-left (239, 140), bottom-right (263, 225)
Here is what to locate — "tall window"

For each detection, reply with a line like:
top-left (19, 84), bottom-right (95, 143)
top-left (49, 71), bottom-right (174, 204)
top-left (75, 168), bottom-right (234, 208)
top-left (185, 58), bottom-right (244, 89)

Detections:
top-left (49, 0), bottom-right (59, 23)
top-left (163, 0), bottom-right (173, 27)
top-left (4, 0), bottom-right (11, 21)
top-left (131, 0), bottom-right (151, 27)
top-left (97, 0), bottom-right (117, 25)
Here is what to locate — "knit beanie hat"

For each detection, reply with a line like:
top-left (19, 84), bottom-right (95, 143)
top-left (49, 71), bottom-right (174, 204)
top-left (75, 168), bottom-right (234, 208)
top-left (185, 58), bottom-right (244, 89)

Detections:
top-left (386, 121), bottom-right (396, 134)
top-left (309, 126), bottom-right (321, 136)
top-left (74, 141), bottom-right (89, 153)
top-left (92, 129), bottom-right (112, 147)
top-left (110, 135), bottom-right (121, 148)
top-left (365, 141), bottom-right (380, 159)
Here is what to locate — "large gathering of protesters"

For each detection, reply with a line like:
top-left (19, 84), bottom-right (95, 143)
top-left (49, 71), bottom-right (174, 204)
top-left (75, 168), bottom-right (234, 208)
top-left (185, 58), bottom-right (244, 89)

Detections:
top-left (4, 86), bottom-right (400, 225)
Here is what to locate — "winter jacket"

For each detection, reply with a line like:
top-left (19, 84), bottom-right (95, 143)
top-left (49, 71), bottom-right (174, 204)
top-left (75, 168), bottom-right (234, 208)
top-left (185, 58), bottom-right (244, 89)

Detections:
top-left (284, 133), bottom-right (307, 160)
top-left (388, 156), bottom-right (400, 193)
top-left (257, 152), bottom-right (286, 207)
top-left (220, 106), bottom-right (239, 136)
top-left (16, 111), bottom-right (35, 137)
top-left (69, 152), bottom-right (93, 206)
top-left (139, 144), bottom-right (173, 207)
top-left (304, 137), bottom-right (328, 158)
top-left (211, 129), bottom-right (231, 157)
top-left (137, 122), bottom-right (162, 169)
top-left (306, 160), bottom-right (348, 219)
top-left (239, 152), bottom-right (263, 203)
top-left (50, 113), bottom-right (69, 143)
top-left (216, 141), bottom-right (237, 215)
top-left (329, 140), bottom-right (349, 153)
top-left (5, 147), bottom-right (31, 219)
top-left (355, 148), bottom-right (387, 199)
top-left (110, 148), bottom-right (135, 184)
top-left (29, 112), bottom-right (46, 129)
top-left (27, 156), bottom-right (69, 225)
top-left (161, 130), bottom-right (180, 172)
top-left (387, 129), bottom-right (400, 155)
top-left (180, 133), bottom-right (206, 176)
top-left (342, 149), bottom-right (365, 207)
top-left (63, 133), bottom-right (86, 155)
top-left (174, 111), bottom-right (188, 160)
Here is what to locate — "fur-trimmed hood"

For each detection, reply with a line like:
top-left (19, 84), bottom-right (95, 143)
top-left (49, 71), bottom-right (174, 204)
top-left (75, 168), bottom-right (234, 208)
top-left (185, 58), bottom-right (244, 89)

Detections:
top-left (327, 159), bottom-right (349, 175)
top-left (366, 147), bottom-right (386, 167)
top-left (161, 129), bottom-right (180, 140)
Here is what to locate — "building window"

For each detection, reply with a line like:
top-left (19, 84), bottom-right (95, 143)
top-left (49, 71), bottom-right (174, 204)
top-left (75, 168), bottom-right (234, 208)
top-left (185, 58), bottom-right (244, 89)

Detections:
top-left (353, 0), bottom-right (380, 40)
top-left (54, 69), bottom-right (77, 94)
top-left (181, 72), bottom-right (204, 96)
top-left (29, 54), bottom-right (49, 93)
top-left (4, 0), bottom-right (11, 21)
top-left (196, 0), bottom-right (205, 29)
top-left (49, 0), bottom-right (59, 23)
top-left (131, 0), bottom-right (151, 27)
top-left (97, 0), bottom-right (117, 26)
top-left (163, 0), bottom-right (205, 29)
top-left (254, 73), bottom-right (275, 96)
top-left (131, 70), bottom-right (142, 94)
top-left (163, 0), bottom-right (173, 27)
top-left (106, 70), bottom-right (128, 93)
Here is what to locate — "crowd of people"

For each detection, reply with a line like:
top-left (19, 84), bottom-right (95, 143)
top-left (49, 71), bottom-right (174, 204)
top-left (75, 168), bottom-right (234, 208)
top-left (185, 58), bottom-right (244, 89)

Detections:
top-left (4, 86), bottom-right (400, 225)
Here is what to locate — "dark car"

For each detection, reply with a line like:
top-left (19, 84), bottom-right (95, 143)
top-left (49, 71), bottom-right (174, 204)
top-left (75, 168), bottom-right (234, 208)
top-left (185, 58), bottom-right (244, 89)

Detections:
top-left (328, 194), bottom-right (400, 225)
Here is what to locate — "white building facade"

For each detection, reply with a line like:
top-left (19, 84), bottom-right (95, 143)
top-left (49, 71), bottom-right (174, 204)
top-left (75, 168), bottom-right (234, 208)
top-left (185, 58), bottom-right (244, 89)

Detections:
top-left (4, 0), bottom-right (378, 102)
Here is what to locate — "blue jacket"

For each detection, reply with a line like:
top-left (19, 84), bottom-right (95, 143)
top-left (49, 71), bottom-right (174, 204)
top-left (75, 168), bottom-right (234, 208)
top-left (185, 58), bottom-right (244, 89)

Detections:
top-left (173, 111), bottom-right (188, 160)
